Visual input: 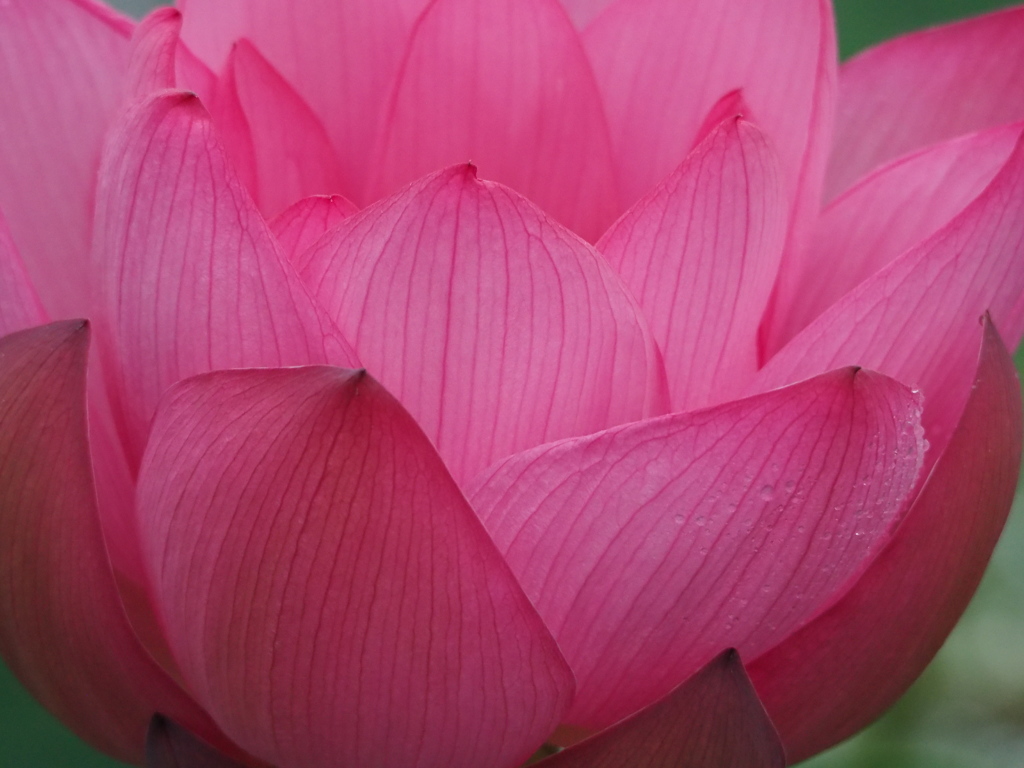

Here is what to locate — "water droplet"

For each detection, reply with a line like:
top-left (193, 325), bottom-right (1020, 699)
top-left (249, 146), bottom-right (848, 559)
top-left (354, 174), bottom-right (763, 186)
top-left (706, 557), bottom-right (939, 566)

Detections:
top-left (673, 514), bottom-right (685, 525)
top-left (694, 515), bottom-right (706, 527)
top-left (759, 484), bottom-right (774, 501)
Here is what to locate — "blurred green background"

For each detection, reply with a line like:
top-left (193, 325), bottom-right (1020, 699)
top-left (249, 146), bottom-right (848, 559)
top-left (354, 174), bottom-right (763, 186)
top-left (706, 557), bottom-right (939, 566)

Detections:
top-left (2, 0), bottom-right (1022, 766)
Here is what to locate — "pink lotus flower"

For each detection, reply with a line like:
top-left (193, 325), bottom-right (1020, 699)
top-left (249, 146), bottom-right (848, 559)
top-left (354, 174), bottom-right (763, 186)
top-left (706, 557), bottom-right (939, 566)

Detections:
top-left (1, 1), bottom-right (1022, 766)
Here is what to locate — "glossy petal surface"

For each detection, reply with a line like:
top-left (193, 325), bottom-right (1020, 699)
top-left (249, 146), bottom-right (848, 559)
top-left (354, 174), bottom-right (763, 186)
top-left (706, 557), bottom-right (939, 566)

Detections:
top-left (137, 367), bottom-right (574, 768)
top-left (0, 322), bottom-right (216, 763)
top-left (828, 6), bottom-right (1024, 198)
top-left (297, 165), bottom-right (667, 487)
top-left (770, 123), bottom-right (1022, 350)
top-left (470, 368), bottom-right (924, 728)
top-left (751, 318), bottom-right (1023, 761)
top-left (0, 0), bottom-right (131, 319)
top-left (541, 650), bottom-right (784, 768)
top-left (93, 92), bottom-right (358, 467)
top-left (369, 0), bottom-right (620, 240)
top-left (598, 117), bottom-right (785, 410)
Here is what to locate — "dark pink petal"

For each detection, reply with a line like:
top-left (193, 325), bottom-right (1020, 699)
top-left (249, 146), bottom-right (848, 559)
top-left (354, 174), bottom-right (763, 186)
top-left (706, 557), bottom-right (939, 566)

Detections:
top-left (136, 366), bottom-right (575, 768)
top-left (750, 317), bottom-right (1022, 761)
top-left (0, 0), bottom-right (131, 319)
top-left (368, 0), bottom-right (620, 241)
top-left (0, 322), bottom-right (221, 763)
top-left (582, 0), bottom-right (835, 233)
top-left (0, 212), bottom-right (47, 335)
top-left (126, 7), bottom-right (182, 100)
top-left (469, 368), bottom-right (924, 729)
top-left (598, 117), bottom-right (786, 411)
top-left (297, 165), bottom-right (668, 487)
top-left (270, 195), bottom-right (358, 264)
top-left (214, 40), bottom-right (346, 218)
top-left (179, 0), bottom-right (418, 204)
top-left (769, 122), bottom-right (1023, 351)
top-left (756, 133), bottom-right (1024, 463)
top-left (827, 6), bottom-right (1024, 198)
top-left (93, 92), bottom-right (358, 468)
top-left (540, 650), bottom-right (784, 768)
top-left (148, 716), bottom-right (247, 768)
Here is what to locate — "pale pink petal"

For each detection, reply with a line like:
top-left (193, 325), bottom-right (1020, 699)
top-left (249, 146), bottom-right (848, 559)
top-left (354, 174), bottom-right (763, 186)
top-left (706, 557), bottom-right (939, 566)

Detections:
top-left (541, 650), bottom-right (784, 768)
top-left (93, 92), bottom-right (358, 469)
top-left (0, 0), bottom-right (131, 319)
top-left (178, 0), bottom-right (417, 204)
top-left (214, 40), bottom-right (346, 218)
top-left (769, 122), bottom-right (1023, 352)
top-left (126, 7), bottom-right (182, 100)
top-left (175, 39), bottom-right (217, 104)
top-left (0, 322), bottom-right (224, 763)
top-left (148, 717), bottom-right (247, 768)
top-left (582, 0), bottom-right (835, 235)
top-left (137, 367), bottom-right (575, 768)
top-left (557, 0), bottom-right (617, 29)
top-left (368, 0), bottom-right (620, 242)
top-left (827, 6), bottom-right (1024, 198)
top-left (598, 117), bottom-right (786, 411)
top-left (756, 133), bottom-right (1024, 463)
top-left (297, 165), bottom-right (668, 487)
top-left (751, 317), bottom-right (1022, 761)
top-left (270, 195), bottom-right (358, 264)
top-left (469, 368), bottom-right (924, 729)
top-left (0, 211), bottom-right (47, 335)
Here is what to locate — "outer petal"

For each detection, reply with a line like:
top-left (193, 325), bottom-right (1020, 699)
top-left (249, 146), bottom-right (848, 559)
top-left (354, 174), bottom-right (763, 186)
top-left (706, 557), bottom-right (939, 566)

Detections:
top-left (178, 0), bottom-right (419, 204)
top-left (469, 368), bottom-right (924, 728)
top-left (582, 0), bottom-right (835, 231)
top-left (557, 0), bottom-right (616, 29)
top-left (93, 92), bottom-right (358, 468)
top-left (0, 0), bottom-right (131, 319)
top-left (0, 211), bottom-right (47, 335)
top-left (368, 0), bottom-right (620, 241)
top-left (540, 651), bottom-right (784, 768)
top-left (598, 116), bottom-right (786, 411)
top-left (750, 317), bottom-right (1023, 761)
top-left (213, 40), bottom-right (345, 218)
top-left (0, 322), bottom-right (220, 763)
top-left (827, 6), bottom-right (1024, 198)
top-left (769, 122), bottom-right (1023, 351)
top-left (269, 195), bottom-right (358, 264)
top-left (296, 165), bottom-right (668, 487)
top-left (756, 133), bottom-right (1024, 461)
top-left (136, 367), bottom-right (575, 768)
top-left (148, 717), bottom-right (245, 768)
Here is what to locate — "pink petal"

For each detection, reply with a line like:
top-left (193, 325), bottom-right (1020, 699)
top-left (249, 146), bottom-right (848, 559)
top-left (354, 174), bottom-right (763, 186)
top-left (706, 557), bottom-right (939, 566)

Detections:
top-left (556, 0), bottom-right (617, 29)
top-left (0, 211), bottom-right (47, 335)
top-left (92, 92), bottom-right (359, 469)
top-left (178, 0), bottom-right (417, 204)
top-left (136, 366), bottom-right (575, 768)
top-left (756, 132), bottom-right (1024, 463)
top-left (540, 650), bottom-right (784, 768)
top-left (469, 367), bottom-right (924, 729)
top-left (582, 0), bottom-right (835, 232)
top-left (750, 317), bottom-right (1023, 761)
top-left (827, 6), bottom-right (1024, 198)
top-left (0, 322), bottom-right (223, 763)
top-left (126, 7), bottom-right (182, 100)
top-left (768, 122), bottom-right (1023, 352)
top-left (597, 116), bottom-right (786, 411)
top-left (148, 717), bottom-right (246, 768)
top-left (296, 165), bottom-right (668, 487)
top-left (213, 39), bottom-right (346, 218)
top-left (0, 0), bottom-right (131, 319)
top-left (367, 0), bottom-right (620, 241)
top-left (269, 195), bottom-right (358, 264)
